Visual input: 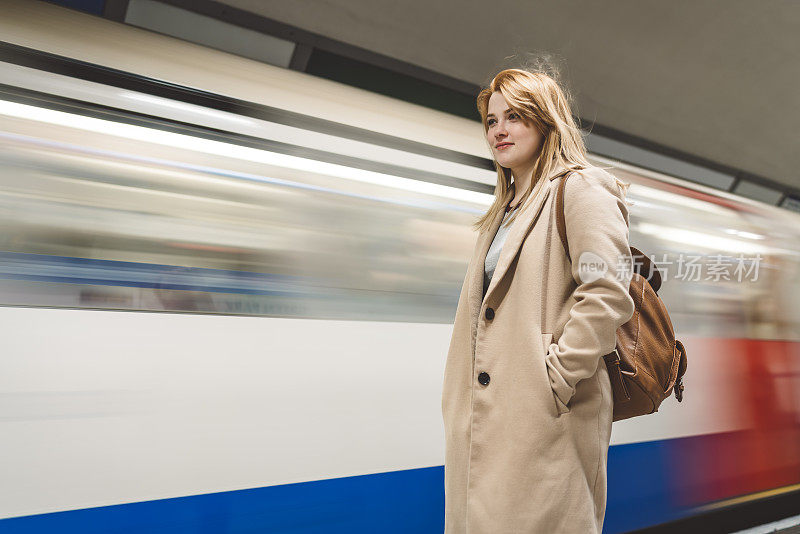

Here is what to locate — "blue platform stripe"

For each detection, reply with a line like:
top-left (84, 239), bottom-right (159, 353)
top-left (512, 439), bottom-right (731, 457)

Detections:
top-left (0, 466), bottom-right (446, 534)
top-left (0, 439), bottom-right (709, 533)
top-left (606, 439), bottom-right (686, 532)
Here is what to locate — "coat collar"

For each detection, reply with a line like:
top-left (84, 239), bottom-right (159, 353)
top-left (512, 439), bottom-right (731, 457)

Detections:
top-left (467, 162), bottom-right (571, 339)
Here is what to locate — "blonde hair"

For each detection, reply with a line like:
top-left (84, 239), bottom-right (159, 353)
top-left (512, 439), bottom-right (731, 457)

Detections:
top-left (474, 68), bottom-right (592, 232)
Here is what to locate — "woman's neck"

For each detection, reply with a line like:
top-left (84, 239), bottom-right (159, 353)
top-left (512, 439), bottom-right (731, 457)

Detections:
top-left (511, 162), bottom-right (537, 204)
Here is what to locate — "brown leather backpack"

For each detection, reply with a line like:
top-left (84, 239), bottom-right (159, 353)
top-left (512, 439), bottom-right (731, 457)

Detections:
top-left (555, 173), bottom-right (688, 421)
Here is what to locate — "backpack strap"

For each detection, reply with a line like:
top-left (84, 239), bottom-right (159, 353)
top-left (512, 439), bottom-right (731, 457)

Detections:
top-left (555, 173), bottom-right (664, 292)
top-left (555, 172), bottom-right (572, 262)
top-left (555, 171), bottom-right (630, 404)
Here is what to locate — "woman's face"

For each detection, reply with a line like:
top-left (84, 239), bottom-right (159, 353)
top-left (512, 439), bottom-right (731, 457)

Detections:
top-left (486, 91), bottom-right (543, 173)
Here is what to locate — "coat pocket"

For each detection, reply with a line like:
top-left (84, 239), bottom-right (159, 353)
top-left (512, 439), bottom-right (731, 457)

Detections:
top-left (541, 332), bottom-right (562, 418)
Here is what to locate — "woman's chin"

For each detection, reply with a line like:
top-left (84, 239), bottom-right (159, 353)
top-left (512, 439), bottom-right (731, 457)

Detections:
top-left (494, 157), bottom-right (514, 168)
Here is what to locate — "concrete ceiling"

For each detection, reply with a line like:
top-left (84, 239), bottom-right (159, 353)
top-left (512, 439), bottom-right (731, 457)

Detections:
top-left (213, 0), bottom-right (799, 194)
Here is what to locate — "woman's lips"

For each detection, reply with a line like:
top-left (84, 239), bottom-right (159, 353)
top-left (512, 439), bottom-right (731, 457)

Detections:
top-left (496, 143), bottom-right (514, 150)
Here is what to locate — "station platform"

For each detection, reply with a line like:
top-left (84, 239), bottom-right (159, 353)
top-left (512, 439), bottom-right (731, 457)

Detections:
top-left (732, 514), bottom-right (800, 534)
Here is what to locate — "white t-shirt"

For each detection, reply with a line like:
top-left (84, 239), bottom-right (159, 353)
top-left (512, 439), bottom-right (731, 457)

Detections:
top-left (483, 208), bottom-right (516, 296)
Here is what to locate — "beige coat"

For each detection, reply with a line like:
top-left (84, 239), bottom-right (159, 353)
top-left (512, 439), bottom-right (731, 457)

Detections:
top-left (441, 163), bottom-right (636, 533)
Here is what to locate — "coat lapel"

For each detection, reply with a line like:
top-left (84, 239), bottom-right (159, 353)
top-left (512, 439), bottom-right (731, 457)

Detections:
top-left (484, 182), bottom-right (552, 301)
top-left (466, 163), bottom-right (571, 347)
top-left (466, 206), bottom-right (505, 354)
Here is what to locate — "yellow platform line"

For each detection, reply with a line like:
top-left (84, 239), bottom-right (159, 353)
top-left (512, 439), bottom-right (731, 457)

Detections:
top-left (696, 482), bottom-right (800, 512)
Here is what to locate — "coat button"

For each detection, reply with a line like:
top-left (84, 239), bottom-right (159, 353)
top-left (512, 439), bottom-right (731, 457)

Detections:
top-left (485, 307), bottom-right (495, 320)
top-left (478, 372), bottom-right (490, 386)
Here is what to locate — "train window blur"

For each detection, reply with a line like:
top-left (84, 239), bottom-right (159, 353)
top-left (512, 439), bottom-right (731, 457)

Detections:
top-left (0, 92), bottom-right (486, 322)
top-left (2, 63), bottom-right (800, 340)
top-left (612, 166), bottom-right (800, 342)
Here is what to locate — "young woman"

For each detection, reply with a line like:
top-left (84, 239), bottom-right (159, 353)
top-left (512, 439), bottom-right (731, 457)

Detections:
top-left (441, 68), bottom-right (636, 533)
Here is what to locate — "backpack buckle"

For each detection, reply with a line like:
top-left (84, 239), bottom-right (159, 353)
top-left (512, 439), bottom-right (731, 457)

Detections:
top-left (674, 378), bottom-right (684, 402)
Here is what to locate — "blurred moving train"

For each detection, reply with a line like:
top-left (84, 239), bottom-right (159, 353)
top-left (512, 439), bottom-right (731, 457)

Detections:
top-left (1, 2), bottom-right (800, 533)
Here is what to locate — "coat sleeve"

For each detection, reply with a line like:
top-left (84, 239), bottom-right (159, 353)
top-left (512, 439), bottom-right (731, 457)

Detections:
top-left (544, 169), bottom-right (636, 415)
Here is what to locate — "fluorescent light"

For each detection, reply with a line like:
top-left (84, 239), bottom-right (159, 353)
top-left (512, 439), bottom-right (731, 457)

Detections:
top-left (0, 100), bottom-right (493, 206)
top-left (124, 92), bottom-right (257, 125)
top-left (723, 228), bottom-right (766, 240)
top-left (637, 222), bottom-right (770, 254)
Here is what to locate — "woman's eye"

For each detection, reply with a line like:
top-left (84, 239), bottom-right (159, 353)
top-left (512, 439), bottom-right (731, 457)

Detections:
top-left (487, 119), bottom-right (495, 126)
top-left (508, 113), bottom-right (519, 120)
